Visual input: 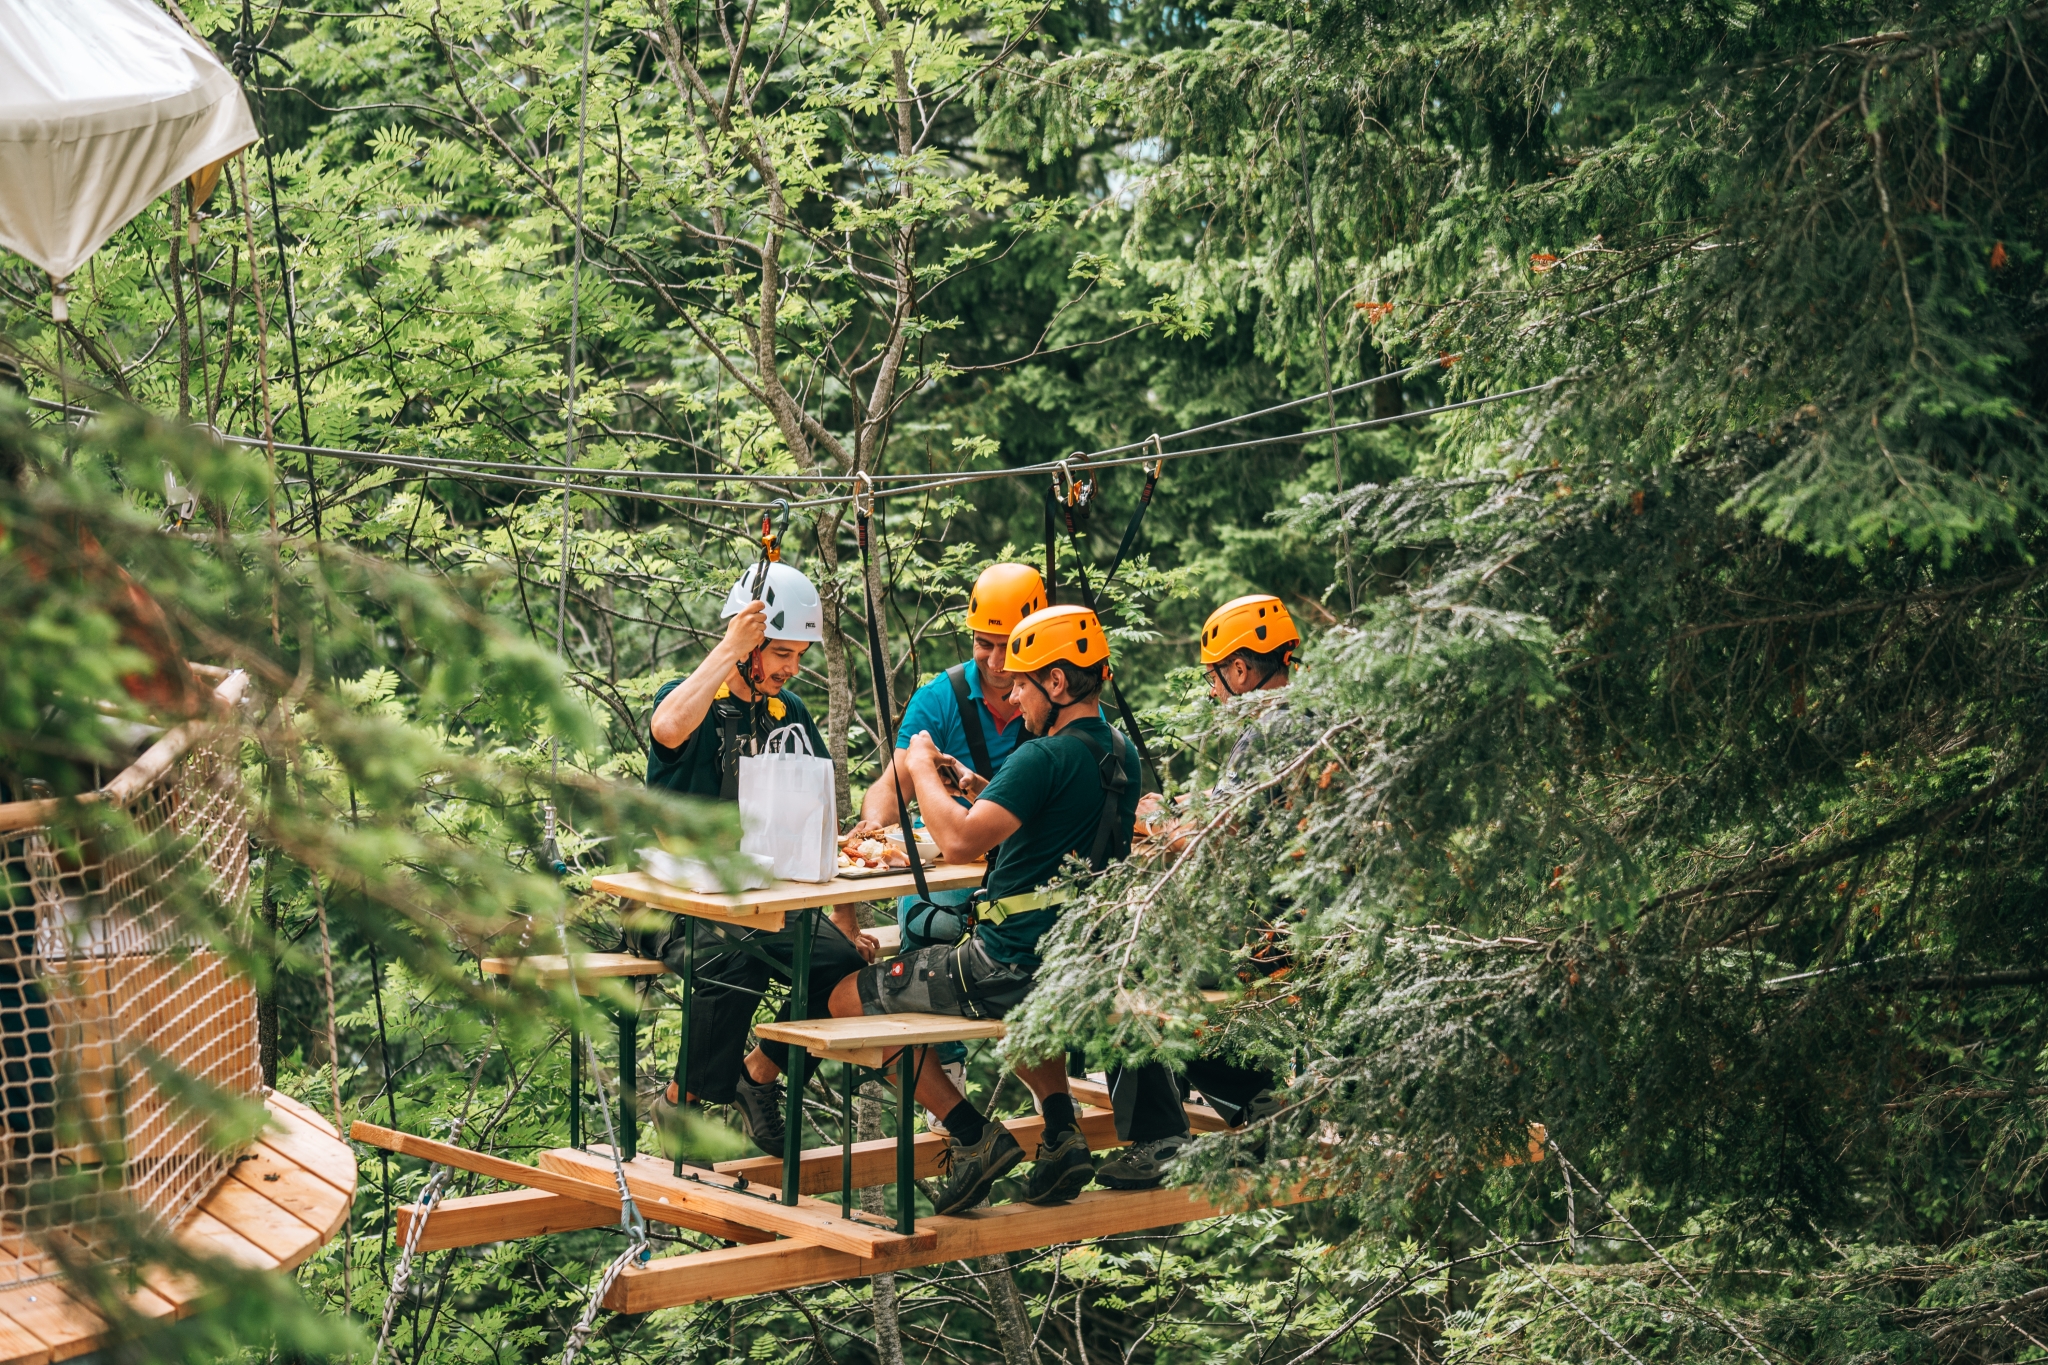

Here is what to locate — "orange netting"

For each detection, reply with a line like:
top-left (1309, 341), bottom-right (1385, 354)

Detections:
top-left (0, 672), bottom-right (258, 1285)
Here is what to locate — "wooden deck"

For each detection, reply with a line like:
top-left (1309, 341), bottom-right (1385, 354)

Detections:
top-left (0, 1090), bottom-right (355, 1365)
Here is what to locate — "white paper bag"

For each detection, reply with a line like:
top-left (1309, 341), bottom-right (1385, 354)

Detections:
top-left (738, 723), bottom-right (838, 883)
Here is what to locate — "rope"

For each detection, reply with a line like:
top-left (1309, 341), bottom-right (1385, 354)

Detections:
top-left (553, 0), bottom-right (595, 725)
top-left (370, 1164), bottom-right (449, 1365)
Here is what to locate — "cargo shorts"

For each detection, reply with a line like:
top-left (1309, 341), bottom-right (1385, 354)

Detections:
top-left (855, 935), bottom-right (1036, 1021)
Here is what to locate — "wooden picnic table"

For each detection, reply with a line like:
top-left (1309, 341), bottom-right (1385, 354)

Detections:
top-left (591, 861), bottom-right (989, 1210)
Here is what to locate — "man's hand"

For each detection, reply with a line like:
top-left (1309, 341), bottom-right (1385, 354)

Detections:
top-left (904, 730), bottom-right (942, 771)
top-left (717, 599), bottom-right (768, 665)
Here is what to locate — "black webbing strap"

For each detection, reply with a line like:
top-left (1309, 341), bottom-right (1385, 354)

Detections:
top-left (718, 709), bottom-right (743, 800)
top-left (946, 663), bottom-right (994, 777)
top-left (1043, 479), bottom-right (1060, 607)
top-left (1055, 506), bottom-right (1166, 794)
top-left (1098, 450), bottom-right (1162, 598)
top-left (857, 481), bottom-right (933, 904)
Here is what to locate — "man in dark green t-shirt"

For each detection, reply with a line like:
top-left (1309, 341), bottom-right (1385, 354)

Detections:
top-left (827, 604), bottom-right (1140, 1214)
top-left (641, 563), bottom-right (874, 1159)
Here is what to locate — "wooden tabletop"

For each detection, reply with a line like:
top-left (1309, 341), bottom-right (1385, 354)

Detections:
top-left (594, 862), bottom-right (987, 925)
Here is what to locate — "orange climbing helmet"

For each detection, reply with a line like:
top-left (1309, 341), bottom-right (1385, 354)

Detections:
top-left (1007, 604), bottom-right (1110, 674)
top-left (967, 562), bottom-right (1047, 635)
top-left (1200, 594), bottom-right (1301, 666)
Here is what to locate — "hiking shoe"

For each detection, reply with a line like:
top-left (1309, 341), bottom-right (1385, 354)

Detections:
top-left (1093, 1136), bottom-right (1185, 1191)
top-left (647, 1085), bottom-right (689, 1153)
top-left (931, 1127), bottom-right (1025, 1215)
top-left (732, 1071), bottom-right (788, 1157)
top-left (1235, 1087), bottom-right (1284, 1128)
top-left (1022, 1128), bottom-right (1097, 1205)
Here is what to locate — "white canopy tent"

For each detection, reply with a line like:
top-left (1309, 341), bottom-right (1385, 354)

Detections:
top-left (0, 0), bottom-right (256, 317)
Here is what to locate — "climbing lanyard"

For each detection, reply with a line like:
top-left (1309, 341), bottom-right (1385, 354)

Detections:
top-left (1043, 460), bottom-right (1166, 792)
top-left (1099, 436), bottom-right (1165, 597)
top-left (720, 501), bottom-right (789, 799)
top-left (856, 475), bottom-right (934, 906)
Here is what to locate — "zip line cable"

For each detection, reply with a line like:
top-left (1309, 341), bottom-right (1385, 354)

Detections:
top-left (23, 369), bottom-right (1562, 516)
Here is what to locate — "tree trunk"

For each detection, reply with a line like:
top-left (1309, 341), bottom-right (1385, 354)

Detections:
top-left (858, 1091), bottom-right (907, 1365)
top-left (976, 1253), bottom-right (1038, 1365)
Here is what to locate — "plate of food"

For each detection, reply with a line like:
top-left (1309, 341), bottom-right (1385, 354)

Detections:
top-left (838, 831), bottom-right (908, 878)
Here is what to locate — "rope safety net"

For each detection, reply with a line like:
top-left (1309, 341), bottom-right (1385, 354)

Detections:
top-left (0, 669), bottom-right (260, 1286)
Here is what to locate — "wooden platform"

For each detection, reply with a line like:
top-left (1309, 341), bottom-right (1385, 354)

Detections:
top-left (0, 1090), bottom-right (356, 1365)
top-left (603, 1174), bottom-right (1323, 1311)
top-left (755, 1013), bottom-right (1005, 1067)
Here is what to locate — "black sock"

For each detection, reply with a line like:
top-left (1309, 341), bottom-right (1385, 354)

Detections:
top-left (943, 1101), bottom-right (988, 1145)
top-left (1041, 1091), bottom-right (1078, 1139)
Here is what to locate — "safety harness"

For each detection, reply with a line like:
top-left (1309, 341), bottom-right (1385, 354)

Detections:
top-left (945, 663), bottom-right (995, 777)
top-left (978, 723), bottom-right (1129, 925)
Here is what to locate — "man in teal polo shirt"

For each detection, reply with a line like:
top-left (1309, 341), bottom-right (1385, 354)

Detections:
top-left (851, 562), bottom-right (1045, 1112)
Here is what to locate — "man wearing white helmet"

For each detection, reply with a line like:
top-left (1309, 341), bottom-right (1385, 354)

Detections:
top-left (641, 561), bottom-right (875, 1159)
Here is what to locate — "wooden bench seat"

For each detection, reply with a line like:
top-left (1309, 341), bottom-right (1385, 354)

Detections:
top-left (479, 953), bottom-right (669, 993)
top-left (755, 1013), bottom-right (1004, 1068)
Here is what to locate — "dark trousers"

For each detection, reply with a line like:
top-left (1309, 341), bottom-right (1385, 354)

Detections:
top-left (1113, 1056), bottom-right (1277, 1142)
top-left (657, 915), bottom-right (865, 1105)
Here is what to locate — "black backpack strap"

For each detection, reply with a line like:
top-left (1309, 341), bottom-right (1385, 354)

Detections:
top-left (1066, 728), bottom-right (1130, 873)
top-left (947, 664), bottom-right (994, 777)
top-left (717, 708), bottom-right (743, 800)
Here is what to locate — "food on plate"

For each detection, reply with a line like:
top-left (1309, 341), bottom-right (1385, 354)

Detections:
top-left (837, 828), bottom-right (910, 871)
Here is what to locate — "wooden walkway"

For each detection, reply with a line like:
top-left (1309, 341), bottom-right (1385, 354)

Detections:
top-left (0, 1091), bottom-right (355, 1365)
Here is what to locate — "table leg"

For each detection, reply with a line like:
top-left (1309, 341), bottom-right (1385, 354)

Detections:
top-left (569, 1020), bottom-right (582, 1150)
top-left (896, 1044), bottom-right (915, 1235)
top-left (672, 927), bottom-right (696, 1177)
top-left (618, 1002), bottom-right (638, 1163)
top-left (841, 1061), bottom-right (855, 1220)
top-left (781, 909), bottom-right (814, 1207)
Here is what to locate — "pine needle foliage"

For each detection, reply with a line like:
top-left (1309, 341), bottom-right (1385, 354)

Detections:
top-left (998, 0), bottom-right (2048, 1360)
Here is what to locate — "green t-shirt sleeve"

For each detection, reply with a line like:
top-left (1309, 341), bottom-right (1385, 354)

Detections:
top-left (977, 740), bottom-right (1049, 820)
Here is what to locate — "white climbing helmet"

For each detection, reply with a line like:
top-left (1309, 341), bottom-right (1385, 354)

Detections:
top-left (721, 562), bottom-right (824, 642)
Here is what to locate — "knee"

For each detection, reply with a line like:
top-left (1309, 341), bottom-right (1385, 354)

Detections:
top-left (828, 973), bottom-right (864, 1017)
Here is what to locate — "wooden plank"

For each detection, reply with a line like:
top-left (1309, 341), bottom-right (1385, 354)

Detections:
top-left (0, 1298), bottom-right (54, 1365)
top-left (756, 1014), bottom-right (1005, 1056)
top-left (606, 1177), bottom-right (1325, 1312)
top-left (196, 1177), bottom-right (322, 1265)
top-left (716, 1106), bottom-right (1124, 1197)
top-left (396, 1186), bottom-right (775, 1251)
top-left (266, 1090), bottom-right (340, 1141)
top-left (867, 924), bottom-right (902, 957)
top-left (394, 1189), bottom-right (620, 1252)
top-left (232, 1145), bottom-right (351, 1240)
top-left (539, 1148), bottom-right (934, 1258)
top-left (136, 1268), bottom-right (205, 1316)
top-left (0, 1285), bottom-right (101, 1363)
top-left (480, 954), bottom-right (669, 990)
top-left (263, 1106), bottom-right (359, 1193)
top-left (176, 1210), bottom-right (275, 1271)
top-left (596, 862), bottom-right (985, 920)
top-left (1069, 1077), bottom-right (1232, 1135)
top-left (350, 1123), bottom-right (628, 1211)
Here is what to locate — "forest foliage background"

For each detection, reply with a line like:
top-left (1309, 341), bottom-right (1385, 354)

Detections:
top-left (5, 0), bottom-right (2048, 1360)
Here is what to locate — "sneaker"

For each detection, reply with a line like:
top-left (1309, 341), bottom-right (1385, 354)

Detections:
top-left (1093, 1135), bottom-right (1185, 1191)
top-left (1235, 1088), bottom-right (1284, 1128)
top-left (923, 1060), bottom-right (970, 1134)
top-left (1021, 1128), bottom-right (1096, 1205)
top-left (647, 1085), bottom-right (694, 1160)
top-left (732, 1071), bottom-right (788, 1157)
top-left (931, 1127), bottom-right (1025, 1215)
